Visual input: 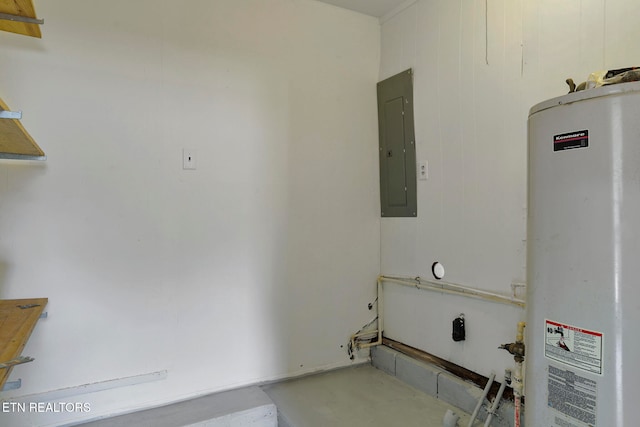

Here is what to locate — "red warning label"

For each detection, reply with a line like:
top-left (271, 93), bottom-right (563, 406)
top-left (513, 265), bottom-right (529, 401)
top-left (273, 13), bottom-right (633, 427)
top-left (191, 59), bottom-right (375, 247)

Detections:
top-left (545, 319), bottom-right (603, 375)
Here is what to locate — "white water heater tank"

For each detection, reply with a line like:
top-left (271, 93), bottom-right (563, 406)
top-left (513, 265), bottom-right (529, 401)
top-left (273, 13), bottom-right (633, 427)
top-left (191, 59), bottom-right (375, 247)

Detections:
top-left (526, 81), bottom-right (640, 427)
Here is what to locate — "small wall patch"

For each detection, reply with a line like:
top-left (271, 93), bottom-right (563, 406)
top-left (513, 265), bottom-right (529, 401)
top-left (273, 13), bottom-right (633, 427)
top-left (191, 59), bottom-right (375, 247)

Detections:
top-left (554, 130), bottom-right (589, 151)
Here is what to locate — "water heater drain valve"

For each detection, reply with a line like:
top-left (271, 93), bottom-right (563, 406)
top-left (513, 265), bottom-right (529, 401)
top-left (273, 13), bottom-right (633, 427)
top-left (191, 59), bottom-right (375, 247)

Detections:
top-left (499, 342), bottom-right (525, 363)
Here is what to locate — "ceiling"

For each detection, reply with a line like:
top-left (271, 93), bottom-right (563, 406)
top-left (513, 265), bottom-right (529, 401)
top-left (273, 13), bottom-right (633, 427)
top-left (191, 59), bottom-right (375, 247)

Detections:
top-left (315, 0), bottom-right (412, 18)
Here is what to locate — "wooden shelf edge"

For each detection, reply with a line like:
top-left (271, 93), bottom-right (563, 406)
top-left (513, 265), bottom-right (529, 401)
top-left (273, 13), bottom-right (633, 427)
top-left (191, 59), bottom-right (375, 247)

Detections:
top-left (0, 298), bottom-right (48, 389)
top-left (0, 0), bottom-right (42, 38)
top-left (0, 96), bottom-right (46, 159)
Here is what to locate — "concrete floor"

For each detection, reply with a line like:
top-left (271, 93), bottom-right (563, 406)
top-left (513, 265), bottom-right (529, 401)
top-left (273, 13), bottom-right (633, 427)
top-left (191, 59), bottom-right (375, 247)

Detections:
top-left (262, 364), bottom-right (482, 427)
top-left (74, 362), bottom-right (487, 427)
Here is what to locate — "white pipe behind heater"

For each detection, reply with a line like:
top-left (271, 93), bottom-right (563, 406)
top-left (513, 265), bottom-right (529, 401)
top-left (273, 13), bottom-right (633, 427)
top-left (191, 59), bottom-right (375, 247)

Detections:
top-left (484, 370), bottom-right (510, 427)
top-left (468, 371), bottom-right (495, 427)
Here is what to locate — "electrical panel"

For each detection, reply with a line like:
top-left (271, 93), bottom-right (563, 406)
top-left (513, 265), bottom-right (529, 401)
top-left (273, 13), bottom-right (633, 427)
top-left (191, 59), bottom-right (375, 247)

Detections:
top-left (377, 69), bottom-right (416, 217)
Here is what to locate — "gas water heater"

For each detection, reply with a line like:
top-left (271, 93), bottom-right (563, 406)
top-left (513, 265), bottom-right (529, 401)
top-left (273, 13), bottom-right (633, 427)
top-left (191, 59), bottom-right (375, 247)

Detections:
top-left (527, 81), bottom-right (640, 427)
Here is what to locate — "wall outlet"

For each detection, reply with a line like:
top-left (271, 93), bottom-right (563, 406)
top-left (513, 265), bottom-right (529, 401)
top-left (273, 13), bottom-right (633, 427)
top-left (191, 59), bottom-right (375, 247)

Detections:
top-left (418, 161), bottom-right (428, 180)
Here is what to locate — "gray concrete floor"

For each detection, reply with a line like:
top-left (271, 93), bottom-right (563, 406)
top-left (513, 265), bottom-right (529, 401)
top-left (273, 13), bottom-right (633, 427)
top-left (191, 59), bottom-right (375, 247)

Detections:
top-left (262, 364), bottom-right (482, 427)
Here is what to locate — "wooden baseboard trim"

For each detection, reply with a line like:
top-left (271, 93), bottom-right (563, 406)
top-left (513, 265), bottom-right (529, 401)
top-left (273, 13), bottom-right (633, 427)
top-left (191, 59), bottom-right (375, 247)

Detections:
top-left (382, 337), bottom-right (516, 402)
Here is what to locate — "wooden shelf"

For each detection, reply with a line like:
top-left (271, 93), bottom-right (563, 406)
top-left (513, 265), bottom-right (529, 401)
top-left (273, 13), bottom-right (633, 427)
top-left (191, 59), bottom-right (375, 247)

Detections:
top-left (0, 96), bottom-right (45, 160)
top-left (0, 298), bottom-right (47, 389)
top-left (0, 0), bottom-right (42, 38)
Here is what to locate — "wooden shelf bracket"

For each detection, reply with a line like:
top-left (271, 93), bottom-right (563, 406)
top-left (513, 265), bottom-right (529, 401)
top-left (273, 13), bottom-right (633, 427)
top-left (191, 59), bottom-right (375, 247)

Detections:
top-left (0, 97), bottom-right (46, 160)
top-left (0, 298), bottom-right (48, 390)
top-left (0, 0), bottom-right (43, 38)
top-left (0, 355), bottom-right (35, 370)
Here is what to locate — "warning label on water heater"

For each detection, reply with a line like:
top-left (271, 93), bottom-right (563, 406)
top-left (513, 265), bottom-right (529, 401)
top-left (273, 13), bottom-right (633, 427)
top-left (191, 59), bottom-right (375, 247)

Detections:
top-left (548, 365), bottom-right (598, 427)
top-left (554, 130), bottom-right (589, 151)
top-left (545, 319), bottom-right (603, 374)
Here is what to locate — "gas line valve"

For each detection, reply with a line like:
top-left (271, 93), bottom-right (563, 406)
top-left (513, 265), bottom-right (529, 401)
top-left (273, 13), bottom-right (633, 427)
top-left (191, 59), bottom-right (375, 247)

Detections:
top-left (499, 341), bottom-right (525, 363)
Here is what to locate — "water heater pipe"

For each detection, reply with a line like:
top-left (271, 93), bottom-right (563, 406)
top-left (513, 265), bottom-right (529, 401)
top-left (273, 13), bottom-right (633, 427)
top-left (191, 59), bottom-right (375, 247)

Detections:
top-left (350, 276), bottom-right (525, 353)
top-left (468, 371), bottom-right (496, 427)
top-left (381, 275), bottom-right (525, 308)
top-left (514, 362), bottom-right (523, 427)
top-left (483, 370), bottom-right (511, 427)
top-left (499, 322), bottom-right (526, 427)
top-left (516, 321), bottom-right (525, 343)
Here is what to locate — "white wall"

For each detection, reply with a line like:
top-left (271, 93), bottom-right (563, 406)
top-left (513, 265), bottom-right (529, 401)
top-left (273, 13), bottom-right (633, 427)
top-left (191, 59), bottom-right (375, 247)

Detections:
top-left (380, 0), bottom-right (640, 380)
top-left (0, 1), bottom-right (380, 425)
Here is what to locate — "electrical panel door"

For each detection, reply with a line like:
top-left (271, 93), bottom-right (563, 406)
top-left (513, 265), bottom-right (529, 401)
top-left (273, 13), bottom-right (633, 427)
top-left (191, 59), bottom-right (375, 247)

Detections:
top-left (377, 69), bottom-right (416, 217)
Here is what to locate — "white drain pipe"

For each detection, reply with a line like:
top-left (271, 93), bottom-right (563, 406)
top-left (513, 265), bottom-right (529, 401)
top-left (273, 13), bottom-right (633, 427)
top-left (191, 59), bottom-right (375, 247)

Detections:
top-left (380, 276), bottom-right (525, 308)
top-left (468, 371), bottom-right (495, 427)
top-left (512, 323), bottom-right (525, 427)
top-left (513, 361), bottom-right (523, 427)
top-left (443, 409), bottom-right (460, 427)
top-left (499, 322), bottom-right (526, 427)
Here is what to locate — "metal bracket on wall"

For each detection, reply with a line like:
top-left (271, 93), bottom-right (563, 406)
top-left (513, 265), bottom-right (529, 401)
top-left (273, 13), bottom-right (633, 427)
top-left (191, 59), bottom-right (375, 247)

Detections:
top-left (0, 12), bottom-right (43, 25)
top-left (0, 356), bottom-right (35, 370)
top-left (0, 96), bottom-right (46, 160)
top-left (2, 378), bottom-right (22, 391)
top-left (0, 310), bottom-right (48, 392)
top-left (18, 304), bottom-right (41, 309)
top-left (0, 109), bottom-right (22, 120)
top-left (0, 153), bottom-right (47, 160)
